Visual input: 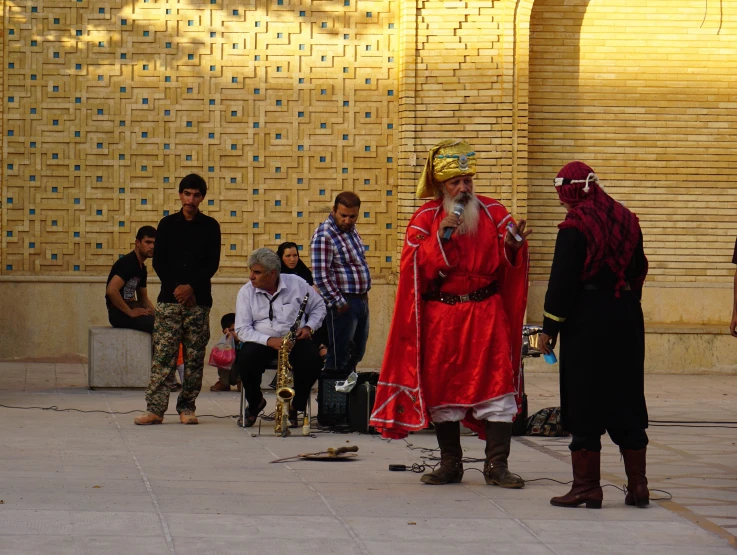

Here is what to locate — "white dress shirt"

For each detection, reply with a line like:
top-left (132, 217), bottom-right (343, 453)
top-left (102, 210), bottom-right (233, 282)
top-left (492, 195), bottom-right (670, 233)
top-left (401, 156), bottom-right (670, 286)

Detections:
top-left (235, 273), bottom-right (327, 346)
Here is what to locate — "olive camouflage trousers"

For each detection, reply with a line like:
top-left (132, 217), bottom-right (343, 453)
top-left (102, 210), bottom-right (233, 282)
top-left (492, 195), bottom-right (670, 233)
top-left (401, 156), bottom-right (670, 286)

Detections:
top-left (145, 303), bottom-right (211, 417)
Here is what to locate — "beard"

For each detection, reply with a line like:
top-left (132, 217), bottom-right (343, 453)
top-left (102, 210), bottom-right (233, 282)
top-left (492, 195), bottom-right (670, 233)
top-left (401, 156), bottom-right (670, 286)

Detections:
top-left (443, 190), bottom-right (480, 236)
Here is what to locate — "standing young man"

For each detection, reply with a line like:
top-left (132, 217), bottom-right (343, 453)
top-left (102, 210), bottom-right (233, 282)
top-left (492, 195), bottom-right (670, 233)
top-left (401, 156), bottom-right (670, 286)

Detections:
top-left (135, 174), bottom-right (221, 425)
top-left (310, 192), bottom-right (371, 374)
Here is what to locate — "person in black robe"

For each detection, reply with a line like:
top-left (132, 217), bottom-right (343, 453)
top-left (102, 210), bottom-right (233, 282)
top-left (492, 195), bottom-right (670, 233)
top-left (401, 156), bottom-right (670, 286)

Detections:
top-left (539, 161), bottom-right (650, 509)
top-left (276, 242), bottom-right (329, 358)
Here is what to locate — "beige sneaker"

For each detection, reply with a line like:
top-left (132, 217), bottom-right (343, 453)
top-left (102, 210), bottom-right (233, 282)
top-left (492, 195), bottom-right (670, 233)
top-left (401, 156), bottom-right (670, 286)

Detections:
top-left (134, 412), bottom-right (163, 425)
top-left (179, 410), bottom-right (199, 425)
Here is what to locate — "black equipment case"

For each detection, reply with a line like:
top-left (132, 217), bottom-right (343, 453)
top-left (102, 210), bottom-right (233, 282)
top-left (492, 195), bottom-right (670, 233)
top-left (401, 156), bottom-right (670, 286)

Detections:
top-left (317, 372), bottom-right (350, 426)
top-left (348, 381), bottom-right (377, 433)
top-left (348, 372), bottom-right (380, 433)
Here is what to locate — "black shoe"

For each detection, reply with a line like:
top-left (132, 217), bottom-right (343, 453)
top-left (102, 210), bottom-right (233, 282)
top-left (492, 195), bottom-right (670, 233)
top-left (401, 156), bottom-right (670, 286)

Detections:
top-left (243, 398), bottom-right (267, 428)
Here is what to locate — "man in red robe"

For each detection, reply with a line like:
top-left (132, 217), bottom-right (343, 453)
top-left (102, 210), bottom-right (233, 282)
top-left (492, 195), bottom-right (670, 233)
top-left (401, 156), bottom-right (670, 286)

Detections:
top-left (370, 140), bottom-right (531, 487)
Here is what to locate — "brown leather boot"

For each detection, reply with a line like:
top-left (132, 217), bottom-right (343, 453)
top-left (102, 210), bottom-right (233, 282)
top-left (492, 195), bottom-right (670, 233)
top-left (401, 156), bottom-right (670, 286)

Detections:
top-left (421, 421), bottom-right (464, 485)
top-left (134, 412), bottom-right (163, 425)
top-left (179, 410), bottom-right (199, 425)
top-left (621, 447), bottom-right (649, 507)
top-left (550, 450), bottom-right (603, 508)
top-left (209, 380), bottom-right (231, 392)
top-left (483, 421), bottom-right (525, 488)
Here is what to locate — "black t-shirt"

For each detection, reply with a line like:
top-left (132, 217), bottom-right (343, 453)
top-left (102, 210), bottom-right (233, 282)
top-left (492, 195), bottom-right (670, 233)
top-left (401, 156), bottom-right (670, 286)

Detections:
top-left (105, 251), bottom-right (148, 310)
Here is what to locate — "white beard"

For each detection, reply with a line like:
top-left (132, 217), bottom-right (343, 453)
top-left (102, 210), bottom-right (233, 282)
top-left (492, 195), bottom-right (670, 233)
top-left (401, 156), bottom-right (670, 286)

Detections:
top-left (443, 191), bottom-right (480, 237)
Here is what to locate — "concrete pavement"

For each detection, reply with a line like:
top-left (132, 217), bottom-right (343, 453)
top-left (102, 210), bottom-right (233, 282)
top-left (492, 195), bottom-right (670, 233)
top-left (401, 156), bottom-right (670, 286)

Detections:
top-left (0, 363), bottom-right (735, 554)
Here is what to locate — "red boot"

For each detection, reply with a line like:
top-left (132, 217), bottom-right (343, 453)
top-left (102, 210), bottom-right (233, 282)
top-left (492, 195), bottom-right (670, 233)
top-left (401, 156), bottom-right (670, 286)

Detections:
top-left (550, 450), bottom-right (603, 509)
top-left (621, 447), bottom-right (649, 507)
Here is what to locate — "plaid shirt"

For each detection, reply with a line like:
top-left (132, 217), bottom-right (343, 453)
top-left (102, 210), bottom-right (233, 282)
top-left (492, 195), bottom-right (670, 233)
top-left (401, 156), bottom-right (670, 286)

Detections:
top-left (311, 214), bottom-right (371, 308)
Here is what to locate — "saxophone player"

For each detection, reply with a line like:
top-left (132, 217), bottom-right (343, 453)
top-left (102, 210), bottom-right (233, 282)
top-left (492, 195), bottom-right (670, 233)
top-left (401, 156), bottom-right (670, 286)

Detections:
top-left (235, 248), bottom-right (327, 428)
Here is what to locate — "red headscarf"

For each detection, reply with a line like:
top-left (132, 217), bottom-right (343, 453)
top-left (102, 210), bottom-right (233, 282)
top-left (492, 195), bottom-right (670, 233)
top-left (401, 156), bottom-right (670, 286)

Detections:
top-left (555, 161), bottom-right (644, 293)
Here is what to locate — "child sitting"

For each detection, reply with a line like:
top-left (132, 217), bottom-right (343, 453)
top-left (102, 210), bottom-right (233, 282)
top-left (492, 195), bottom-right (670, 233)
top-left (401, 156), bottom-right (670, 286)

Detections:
top-left (209, 313), bottom-right (242, 392)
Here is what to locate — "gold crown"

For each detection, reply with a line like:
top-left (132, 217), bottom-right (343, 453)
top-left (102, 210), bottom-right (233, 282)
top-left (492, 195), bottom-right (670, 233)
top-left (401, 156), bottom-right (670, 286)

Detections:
top-left (416, 140), bottom-right (477, 198)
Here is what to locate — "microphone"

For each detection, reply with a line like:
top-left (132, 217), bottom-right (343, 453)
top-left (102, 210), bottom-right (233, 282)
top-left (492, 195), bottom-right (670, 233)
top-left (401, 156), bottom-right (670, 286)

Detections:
top-left (442, 203), bottom-right (465, 241)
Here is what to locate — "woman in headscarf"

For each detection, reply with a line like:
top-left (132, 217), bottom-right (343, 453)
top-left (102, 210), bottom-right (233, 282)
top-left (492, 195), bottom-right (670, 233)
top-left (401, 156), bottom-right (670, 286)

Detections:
top-left (277, 241), bottom-right (314, 285)
top-left (276, 242), bottom-right (328, 360)
top-left (540, 161), bottom-right (650, 509)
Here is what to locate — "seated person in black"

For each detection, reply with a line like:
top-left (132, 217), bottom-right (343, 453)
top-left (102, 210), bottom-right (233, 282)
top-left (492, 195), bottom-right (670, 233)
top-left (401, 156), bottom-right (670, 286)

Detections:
top-left (277, 241), bottom-right (329, 359)
top-left (105, 226), bottom-right (157, 334)
top-left (235, 248), bottom-right (326, 428)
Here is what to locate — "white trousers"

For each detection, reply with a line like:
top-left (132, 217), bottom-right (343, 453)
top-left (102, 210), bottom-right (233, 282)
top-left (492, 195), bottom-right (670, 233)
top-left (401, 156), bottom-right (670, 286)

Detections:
top-left (429, 393), bottom-right (517, 423)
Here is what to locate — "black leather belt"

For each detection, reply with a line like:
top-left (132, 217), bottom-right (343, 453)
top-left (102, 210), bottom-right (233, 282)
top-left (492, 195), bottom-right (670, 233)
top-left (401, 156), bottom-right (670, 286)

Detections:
top-left (422, 282), bottom-right (499, 305)
top-left (582, 282), bottom-right (631, 291)
top-left (344, 292), bottom-right (368, 300)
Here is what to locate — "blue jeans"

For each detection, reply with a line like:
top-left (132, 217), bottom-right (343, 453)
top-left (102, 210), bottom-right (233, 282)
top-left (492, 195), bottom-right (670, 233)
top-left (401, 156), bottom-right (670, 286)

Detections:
top-left (325, 293), bottom-right (369, 373)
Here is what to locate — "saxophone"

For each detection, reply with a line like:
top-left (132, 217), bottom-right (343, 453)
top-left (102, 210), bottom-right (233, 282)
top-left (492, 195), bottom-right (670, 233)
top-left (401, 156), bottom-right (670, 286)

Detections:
top-left (274, 293), bottom-right (310, 437)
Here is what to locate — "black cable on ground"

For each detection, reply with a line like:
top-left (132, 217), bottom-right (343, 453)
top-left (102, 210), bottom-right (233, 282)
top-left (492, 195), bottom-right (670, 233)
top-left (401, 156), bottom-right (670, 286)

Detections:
top-left (0, 403), bottom-right (236, 419)
top-left (393, 437), bottom-right (673, 501)
top-left (649, 423), bottom-right (737, 429)
top-left (651, 419), bottom-right (737, 424)
top-left (4, 404), bottom-right (733, 428)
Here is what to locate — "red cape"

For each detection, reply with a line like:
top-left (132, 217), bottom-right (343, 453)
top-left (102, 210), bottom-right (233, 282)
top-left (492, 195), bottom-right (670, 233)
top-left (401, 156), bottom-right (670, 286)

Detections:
top-left (370, 196), bottom-right (529, 440)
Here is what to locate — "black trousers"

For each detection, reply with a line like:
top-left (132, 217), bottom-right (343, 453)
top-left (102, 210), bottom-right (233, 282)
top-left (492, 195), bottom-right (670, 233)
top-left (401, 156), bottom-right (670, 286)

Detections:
top-left (108, 308), bottom-right (154, 334)
top-left (237, 339), bottom-right (323, 412)
top-left (570, 428), bottom-right (649, 452)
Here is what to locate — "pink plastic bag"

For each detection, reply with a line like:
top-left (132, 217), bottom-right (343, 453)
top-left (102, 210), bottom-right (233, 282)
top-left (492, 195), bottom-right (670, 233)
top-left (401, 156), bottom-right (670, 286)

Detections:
top-left (207, 334), bottom-right (236, 370)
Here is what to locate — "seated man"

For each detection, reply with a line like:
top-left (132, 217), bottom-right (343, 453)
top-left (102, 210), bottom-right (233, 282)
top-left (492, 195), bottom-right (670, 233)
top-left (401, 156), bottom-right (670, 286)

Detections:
top-left (235, 248), bottom-right (326, 427)
top-left (105, 226), bottom-right (157, 333)
top-left (106, 225), bottom-right (181, 391)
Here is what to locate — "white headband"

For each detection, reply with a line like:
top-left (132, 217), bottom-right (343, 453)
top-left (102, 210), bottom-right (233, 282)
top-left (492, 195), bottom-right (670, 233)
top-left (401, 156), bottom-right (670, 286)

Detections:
top-left (553, 172), bottom-right (598, 193)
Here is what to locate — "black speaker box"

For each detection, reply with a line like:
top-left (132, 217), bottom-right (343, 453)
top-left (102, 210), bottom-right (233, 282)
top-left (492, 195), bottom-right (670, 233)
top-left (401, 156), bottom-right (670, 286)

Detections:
top-left (348, 381), bottom-right (377, 433)
top-left (317, 372), bottom-right (350, 426)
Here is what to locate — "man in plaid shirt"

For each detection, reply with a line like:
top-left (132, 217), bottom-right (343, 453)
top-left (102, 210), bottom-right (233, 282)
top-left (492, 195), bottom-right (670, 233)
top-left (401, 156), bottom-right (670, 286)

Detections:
top-left (311, 191), bottom-right (371, 374)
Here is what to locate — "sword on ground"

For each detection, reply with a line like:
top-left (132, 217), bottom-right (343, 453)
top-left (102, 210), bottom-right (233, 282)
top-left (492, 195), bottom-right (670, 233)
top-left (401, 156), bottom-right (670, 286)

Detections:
top-left (269, 445), bottom-right (359, 463)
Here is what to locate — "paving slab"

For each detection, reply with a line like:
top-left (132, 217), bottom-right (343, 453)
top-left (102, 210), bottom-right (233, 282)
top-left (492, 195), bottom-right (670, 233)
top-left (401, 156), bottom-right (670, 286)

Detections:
top-left (0, 364), bottom-right (735, 554)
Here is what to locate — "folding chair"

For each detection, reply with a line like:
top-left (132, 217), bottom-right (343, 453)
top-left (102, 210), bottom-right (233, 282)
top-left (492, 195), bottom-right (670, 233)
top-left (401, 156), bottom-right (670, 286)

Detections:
top-left (238, 356), bottom-right (314, 434)
top-left (239, 388), bottom-right (314, 434)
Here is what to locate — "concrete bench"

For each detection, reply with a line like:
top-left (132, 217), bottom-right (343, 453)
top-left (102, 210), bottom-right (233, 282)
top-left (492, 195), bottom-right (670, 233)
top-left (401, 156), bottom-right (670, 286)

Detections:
top-left (88, 327), bottom-right (151, 389)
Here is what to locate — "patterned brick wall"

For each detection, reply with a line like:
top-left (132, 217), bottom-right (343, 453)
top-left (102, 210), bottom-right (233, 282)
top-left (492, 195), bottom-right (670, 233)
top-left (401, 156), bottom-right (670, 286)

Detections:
top-left (3, 0), bottom-right (737, 287)
top-left (527, 0), bottom-right (737, 283)
top-left (1, 0), bottom-right (398, 277)
top-left (396, 0), bottom-right (518, 244)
